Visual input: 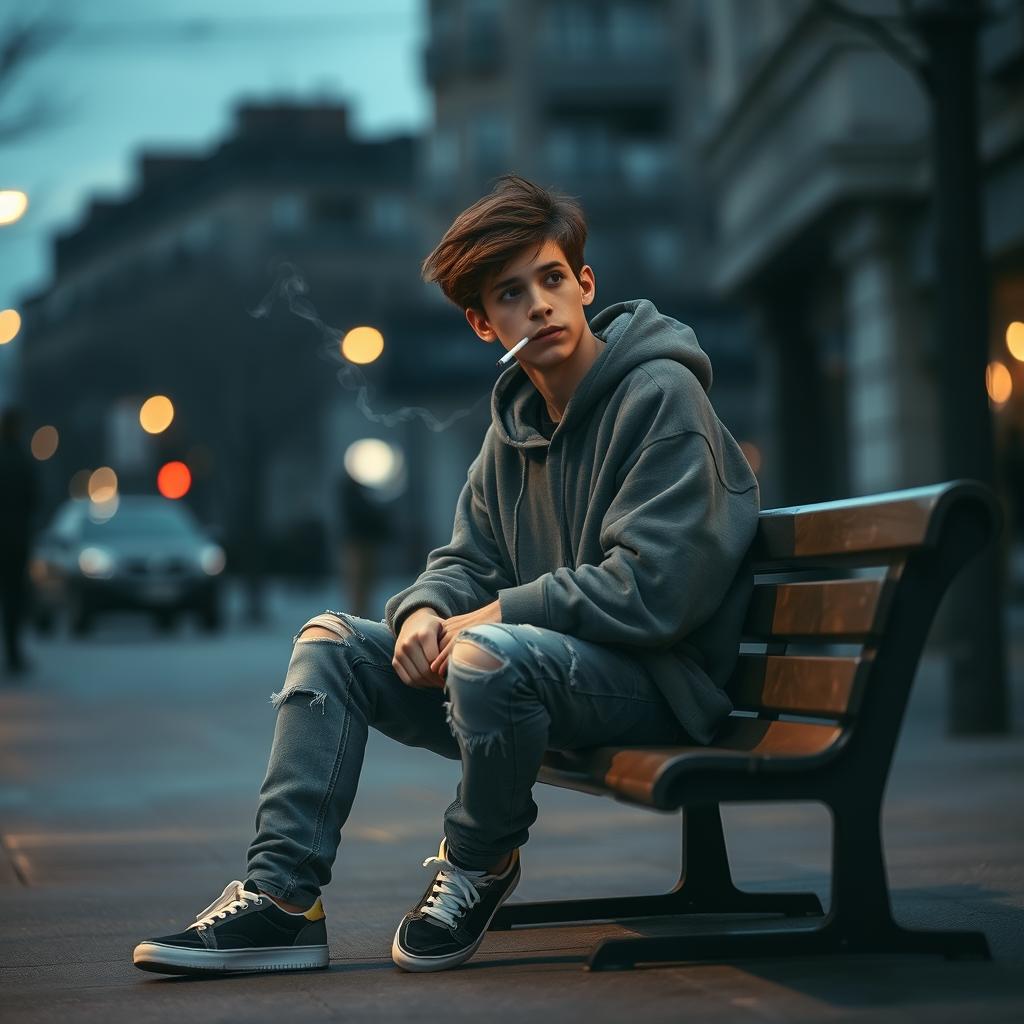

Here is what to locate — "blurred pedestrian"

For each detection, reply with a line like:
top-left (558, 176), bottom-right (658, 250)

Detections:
top-left (0, 407), bottom-right (39, 676)
top-left (336, 472), bottom-right (396, 618)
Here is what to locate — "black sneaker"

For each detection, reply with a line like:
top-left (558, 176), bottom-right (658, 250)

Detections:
top-left (133, 879), bottom-right (329, 976)
top-left (391, 837), bottom-right (520, 973)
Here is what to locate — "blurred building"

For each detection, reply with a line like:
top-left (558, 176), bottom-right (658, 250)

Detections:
top-left (18, 101), bottom-right (479, 583)
top-left (421, 0), bottom-right (759, 455)
top-left (685, 0), bottom-right (1024, 511)
top-left (18, 1), bottom-right (787, 596)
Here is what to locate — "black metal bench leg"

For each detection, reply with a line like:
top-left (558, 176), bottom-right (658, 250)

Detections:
top-left (586, 799), bottom-right (991, 971)
top-left (491, 803), bottom-right (824, 931)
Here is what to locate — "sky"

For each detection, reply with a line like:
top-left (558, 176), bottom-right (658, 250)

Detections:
top-left (0, 0), bottom-right (429, 396)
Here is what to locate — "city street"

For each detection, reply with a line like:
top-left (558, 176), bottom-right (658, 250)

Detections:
top-left (1, 579), bottom-right (1023, 1023)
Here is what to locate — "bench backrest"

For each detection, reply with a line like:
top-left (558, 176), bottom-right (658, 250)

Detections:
top-left (726, 478), bottom-right (1001, 778)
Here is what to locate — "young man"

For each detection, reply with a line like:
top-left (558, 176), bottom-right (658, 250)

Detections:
top-left (133, 175), bottom-right (760, 977)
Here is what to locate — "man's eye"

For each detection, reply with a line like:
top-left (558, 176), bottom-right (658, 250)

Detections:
top-left (547, 272), bottom-right (563, 283)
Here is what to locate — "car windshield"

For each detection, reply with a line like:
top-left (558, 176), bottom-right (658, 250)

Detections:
top-left (80, 504), bottom-right (199, 540)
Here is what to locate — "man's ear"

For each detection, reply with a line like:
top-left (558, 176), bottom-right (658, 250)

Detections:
top-left (465, 305), bottom-right (498, 342)
top-left (579, 264), bottom-right (597, 307)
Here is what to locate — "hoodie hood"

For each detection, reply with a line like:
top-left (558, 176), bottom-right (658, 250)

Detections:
top-left (491, 299), bottom-right (713, 448)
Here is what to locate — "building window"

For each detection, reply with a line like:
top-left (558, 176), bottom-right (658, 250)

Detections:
top-left (468, 111), bottom-right (511, 175)
top-left (428, 129), bottom-right (459, 183)
top-left (271, 194), bottom-right (307, 233)
top-left (644, 228), bottom-right (680, 273)
top-left (540, 1), bottom-right (600, 58)
top-left (621, 140), bottom-right (670, 190)
top-left (370, 196), bottom-right (408, 236)
top-left (311, 195), bottom-right (359, 227)
top-left (608, 0), bottom-right (665, 57)
top-left (543, 119), bottom-right (617, 179)
top-left (466, 0), bottom-right (500, 31)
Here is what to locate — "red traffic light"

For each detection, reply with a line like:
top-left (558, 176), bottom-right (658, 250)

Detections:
top-left (157, 461), bottom-right (192, 499)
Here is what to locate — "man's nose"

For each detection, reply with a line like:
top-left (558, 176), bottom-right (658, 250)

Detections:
top-left (527, 289), bottom-right (553, 319)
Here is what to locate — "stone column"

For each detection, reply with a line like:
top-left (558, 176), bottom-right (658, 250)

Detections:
top-left (755, 283), bottom-right (837, 507)
top-left (707, 0), bottom-right (739, 115)
top-left (833, 210), bottom-right (941, 495)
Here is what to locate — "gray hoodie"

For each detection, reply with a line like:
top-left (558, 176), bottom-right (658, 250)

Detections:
top-left (384, 299), bottom-right (760, 744)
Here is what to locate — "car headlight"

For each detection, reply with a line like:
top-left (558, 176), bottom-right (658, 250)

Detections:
top-left (79, 546), bottom-right (116, 579)
top-left (199, 544), bottom-right (226, 576)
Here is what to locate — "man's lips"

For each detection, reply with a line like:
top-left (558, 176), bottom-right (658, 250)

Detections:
top-left (533, 326), bottom-right (564, 340)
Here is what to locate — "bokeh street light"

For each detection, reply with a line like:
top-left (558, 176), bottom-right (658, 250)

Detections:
top-left (140, 395), bottom-right (175, 434)
top-left (0, 309), bottom-right (21, 344)
top-left (157, 460), bottom-right (192, 499)
top-left (986, 360), bottom-right (1012, 406)
top-left (340, 326), bottom-right (384, 364)
top-left (739, 440), bottom-right (762, 475)
top-left (30, 425), bottom-right (59, 460)
top-left (1007, 321), bottom-right (1024, 363)
top-left (88, 467), bottom-right (119, 503)
top-left (343, 437), bottom-right (406, 499)
top-left (0, 190), bottom-right (28, 227)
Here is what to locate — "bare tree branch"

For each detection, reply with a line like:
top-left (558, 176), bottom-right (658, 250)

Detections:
top-left (0, 11), bottom-right (67, 142)
top-left (0, 93), bottom-right (64, 142)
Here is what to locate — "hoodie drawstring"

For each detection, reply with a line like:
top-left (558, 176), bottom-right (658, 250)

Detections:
top-left (511, 454), bottom-right (526, 587)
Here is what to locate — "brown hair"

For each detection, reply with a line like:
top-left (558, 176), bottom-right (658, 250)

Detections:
top-left (421, 174), bottom-right (588, 311)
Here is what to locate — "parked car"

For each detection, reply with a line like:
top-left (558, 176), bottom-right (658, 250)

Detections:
top-left (30, 496), bottom-right (226, 635)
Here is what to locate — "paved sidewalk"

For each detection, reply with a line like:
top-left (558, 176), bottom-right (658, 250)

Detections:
top-left (0, 582), bottom-right (1022, 1023)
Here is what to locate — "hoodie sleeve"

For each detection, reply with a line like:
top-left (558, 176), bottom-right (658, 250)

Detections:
top-left (384, 447), bottom-right (515, 637)
top-left (496, 429), bottom-right (759, 647)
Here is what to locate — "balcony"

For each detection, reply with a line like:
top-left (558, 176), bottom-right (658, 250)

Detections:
top-left (424, 22), bottom-right (505, 88)
top-left (529, 43), bottom-right (676, 104)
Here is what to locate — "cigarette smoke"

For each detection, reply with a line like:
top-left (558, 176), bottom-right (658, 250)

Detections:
top-left (249, 262), bottom-right (489, 431)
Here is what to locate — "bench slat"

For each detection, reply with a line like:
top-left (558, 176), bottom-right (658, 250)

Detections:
top-left (743, 578), bottom-right (891, 641)
top-left (748, 480), bottom-right (992, 566)
top-left (727, 653), bottom-right (869, 718)
top-left (540, 719), bottom-right (844, 808)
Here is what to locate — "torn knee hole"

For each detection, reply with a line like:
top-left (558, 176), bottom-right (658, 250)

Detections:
top-left (451, 638), bottom-right (507, 672)
top-left (297, 626), bottom-right (345, 642)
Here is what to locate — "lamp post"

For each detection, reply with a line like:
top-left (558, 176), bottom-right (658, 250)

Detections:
top-left (912, 0), bottom-right (1008, 734)
top-left (821, 0), bottom-right (1009, 734)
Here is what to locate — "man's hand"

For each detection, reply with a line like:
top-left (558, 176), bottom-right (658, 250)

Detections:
top-left (430, 600), bottom-right (503, 679)
top-left (392, 608), bottom-right (447, 690)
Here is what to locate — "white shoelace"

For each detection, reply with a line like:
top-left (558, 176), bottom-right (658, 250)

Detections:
top-left (187, 880), bottom-right (264, 931)
top-left (418, 856), bottom-right (486, 929)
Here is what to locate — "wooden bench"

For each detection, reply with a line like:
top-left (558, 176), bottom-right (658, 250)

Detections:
top-left (490, 479), bottom-right (1000, 970)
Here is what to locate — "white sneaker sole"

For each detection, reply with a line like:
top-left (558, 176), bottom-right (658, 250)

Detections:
top-left (133, 941), bottom-right (329, 975)
top-left (391, 868), bottom-right (520, 973)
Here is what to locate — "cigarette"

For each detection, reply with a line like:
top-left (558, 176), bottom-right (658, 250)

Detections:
top-left (497, 335), bottom-right (532, 366)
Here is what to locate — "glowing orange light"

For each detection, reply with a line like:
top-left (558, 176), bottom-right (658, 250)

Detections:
top-left (31, 425), bottom-right (59, 460)
top-left (1007, 321), bottom-right (1024, 362)
top-left (88, 466), bottom-right (118, 503)
top-left (140, 395), bottom-right (175, 434)
top-left (157, 461), bottom-right (192, 499)
top-left (739, 440), bottom-right (762, 474)
top-left (0, 308), bottom-right (20, 344)
top-left (986, 361), bottom-right (1012, 405)
top-left (341, 326), bottom-right (384, 364)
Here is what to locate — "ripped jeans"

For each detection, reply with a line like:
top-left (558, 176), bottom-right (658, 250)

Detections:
top-left (246, 610), bottom-right (693, 905)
